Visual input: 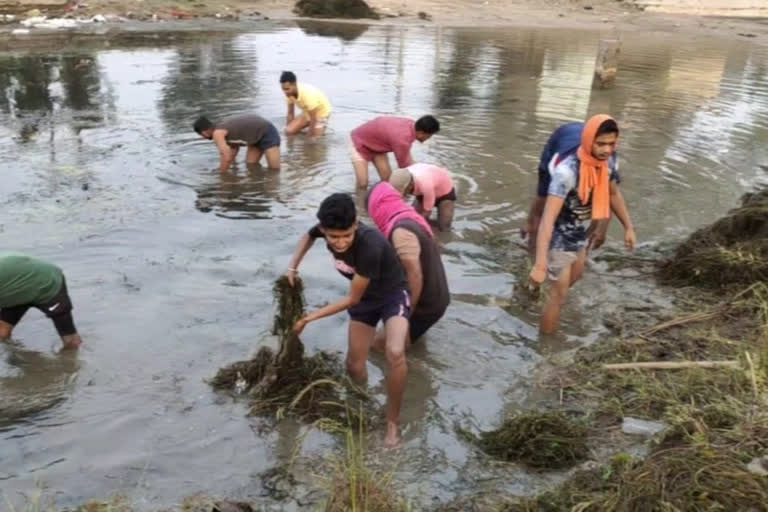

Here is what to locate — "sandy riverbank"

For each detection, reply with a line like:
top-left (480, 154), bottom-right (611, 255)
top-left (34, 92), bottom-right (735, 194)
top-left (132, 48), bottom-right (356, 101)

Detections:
top-left (1, 0), bottom-right (766, 50)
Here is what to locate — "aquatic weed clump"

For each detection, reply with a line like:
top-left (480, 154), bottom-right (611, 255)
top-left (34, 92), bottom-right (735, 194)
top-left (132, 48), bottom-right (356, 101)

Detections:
top-left (462, 410), bottom-right (589, 470)
top-left (210, 276), bottom-right (375, 428)
top-left (293, 0), bottom-right (380, 20)
top-left (658, 188), bottom-right (768, 288)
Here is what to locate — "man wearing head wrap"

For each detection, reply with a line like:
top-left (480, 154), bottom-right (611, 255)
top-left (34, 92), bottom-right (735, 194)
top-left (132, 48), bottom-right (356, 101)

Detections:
top-left (529, 115), bottom-right (636, 334)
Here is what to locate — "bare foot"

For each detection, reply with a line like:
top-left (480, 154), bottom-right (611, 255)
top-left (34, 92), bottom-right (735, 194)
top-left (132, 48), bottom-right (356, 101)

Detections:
top-left (384, 421), bottom-right (401, 448)
top-left (61, 334), bottom-right (82, 350)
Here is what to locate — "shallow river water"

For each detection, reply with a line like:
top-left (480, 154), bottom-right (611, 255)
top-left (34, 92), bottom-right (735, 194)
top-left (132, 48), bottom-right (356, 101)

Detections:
top-left (1, 20), bottom-right (767, 509)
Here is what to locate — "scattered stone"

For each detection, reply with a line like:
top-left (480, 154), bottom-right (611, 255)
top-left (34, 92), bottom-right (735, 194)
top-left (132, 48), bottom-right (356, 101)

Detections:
top-left (738, 33), bottom-right (757, 38)
top-left (81, 183), bottom-right (89, 191)
top-left (417, 11), bottom-right (432, 21)
top-left (621, 417), bottom-right (665, 436)
top-left (584, 5), bottom-right (594, 10)
top-left (747, 456), bottom-right (768, 477)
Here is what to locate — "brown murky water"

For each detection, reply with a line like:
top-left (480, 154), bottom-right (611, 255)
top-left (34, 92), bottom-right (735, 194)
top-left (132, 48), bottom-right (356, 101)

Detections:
top-left (1, 20), bottom-right (767, 509)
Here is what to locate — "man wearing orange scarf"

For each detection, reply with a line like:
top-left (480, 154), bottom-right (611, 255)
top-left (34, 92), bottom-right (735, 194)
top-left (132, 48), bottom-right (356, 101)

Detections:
top-left (529, 115), bottom-right (636, 334)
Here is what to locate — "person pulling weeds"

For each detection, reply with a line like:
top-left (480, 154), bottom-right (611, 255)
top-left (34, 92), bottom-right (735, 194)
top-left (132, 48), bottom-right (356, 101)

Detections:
top-left (0, 253), bottom-right (82, 350)
top-left (286, 193), bottom-right (411, 447)
top-left (529, 115), bottom-right (636, 334)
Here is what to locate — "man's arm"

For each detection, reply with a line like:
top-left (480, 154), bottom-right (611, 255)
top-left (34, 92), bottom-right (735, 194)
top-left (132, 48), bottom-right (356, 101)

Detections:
top-left (392, 229), bottom-right (423, 309)
top-left (212, 130), bottom-right (236, 172)
top-left (522, 196), bottom-right (546, 239)
top-left (286, 232), bottom-right (316, 285)
top-left (609, 181), bottom-right (636, 251)
top-left (286, 102), bottom-right (295, 125)
top-left (393, 140), bottom-right (414, 168)
top-left (294, 274), bottom-right (370, 333)
top-left (530, 195), bottom-right (565, 284)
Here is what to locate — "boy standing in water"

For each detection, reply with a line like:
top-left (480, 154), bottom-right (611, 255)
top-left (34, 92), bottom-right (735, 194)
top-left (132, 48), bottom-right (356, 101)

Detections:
top-left (350, 115), bottom-right (440, 189)
top-left (529, 115), bottom-right (636, 334)
top-left (286, 193), bottom-right (411, 447)
top-left (522, 121), bottom-right (617, 253)
top-left (0, 253), bottom-right (82, 350)
top-left (279, 71), bottom-right (332, 137)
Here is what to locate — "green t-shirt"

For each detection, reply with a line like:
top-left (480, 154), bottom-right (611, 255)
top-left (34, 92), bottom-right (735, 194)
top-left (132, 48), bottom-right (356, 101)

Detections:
top-left (0, 253), bottom-right (64, 307)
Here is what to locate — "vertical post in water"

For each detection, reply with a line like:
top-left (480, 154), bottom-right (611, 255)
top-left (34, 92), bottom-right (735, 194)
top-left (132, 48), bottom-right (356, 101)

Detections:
top-left (592, 39), bottom-right (621, 89)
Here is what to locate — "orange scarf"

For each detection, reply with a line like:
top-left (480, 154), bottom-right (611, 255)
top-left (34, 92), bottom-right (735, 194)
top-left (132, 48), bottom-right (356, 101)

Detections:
top-left (576, 114), bottom-right (615, 220)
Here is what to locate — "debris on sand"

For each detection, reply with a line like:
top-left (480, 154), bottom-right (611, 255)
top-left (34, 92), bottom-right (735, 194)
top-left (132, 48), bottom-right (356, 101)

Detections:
top-left (659, 188), bottom-right (768, 288)
top-left (293, 0), bottom-right (380, 20)
top-left (210, 276), bottom-right (375, 427)
top-left (459, 410), bottom-right (589, 470)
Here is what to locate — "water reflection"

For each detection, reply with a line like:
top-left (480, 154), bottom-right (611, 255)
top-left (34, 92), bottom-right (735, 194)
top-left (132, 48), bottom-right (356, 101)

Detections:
top-left (0, 54), bottom-right (110, 140)
top-left (195, 165), bottom-right (282, 219)
top-left (0, 345), bottom-right (79, 428)
top-left (158, 38), bottom-right (260, 129)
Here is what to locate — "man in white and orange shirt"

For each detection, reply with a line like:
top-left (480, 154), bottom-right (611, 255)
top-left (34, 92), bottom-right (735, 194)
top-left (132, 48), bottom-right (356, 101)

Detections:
top-left (280, 71), bottom-right (332, 137)
top-left (349, 115), bottom-right (440, 189)
top-left (389, 164), bottom-right (456, 231)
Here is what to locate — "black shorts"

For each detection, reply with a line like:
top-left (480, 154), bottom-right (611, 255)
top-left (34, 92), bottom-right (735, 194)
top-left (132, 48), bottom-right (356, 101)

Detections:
top-left (416, 187), bottom-right (457, 207)
top-left (0, 278), bottom-right (77, 337)
top-left (255, 123), bottom-right (281, 151)
top-left (409, 311), bottom-right (445, 342)
top-left (348, 288), bottom-right (411, 327)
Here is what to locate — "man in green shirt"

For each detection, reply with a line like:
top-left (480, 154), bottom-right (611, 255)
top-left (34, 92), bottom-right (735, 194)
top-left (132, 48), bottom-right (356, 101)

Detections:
top-left (0, 253), bottom-right (81, 350)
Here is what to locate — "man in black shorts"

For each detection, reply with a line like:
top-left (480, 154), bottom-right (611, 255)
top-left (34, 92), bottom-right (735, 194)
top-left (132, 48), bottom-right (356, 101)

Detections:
top-left (367, 182), bottom-right (450, 345)
top-left (286, 193), bottom-right (410, 447)
top-left (194, 114), bottom-right (281, 171)
top-left (0, 253), bottom-right (81, 350)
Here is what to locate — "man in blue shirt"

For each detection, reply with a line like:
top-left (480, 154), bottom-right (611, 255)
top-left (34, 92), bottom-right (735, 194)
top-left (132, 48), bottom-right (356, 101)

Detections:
top-left (522, 121), bottom-right (618, 253)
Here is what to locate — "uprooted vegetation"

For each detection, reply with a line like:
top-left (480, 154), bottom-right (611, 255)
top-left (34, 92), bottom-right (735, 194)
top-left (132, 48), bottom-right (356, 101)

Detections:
top-left (445, 188), bottom-right (768, 511)
top-left (293, 0), bottom-right (380, 20)
top-left (658, 188), bottom-right (768, 287)
top-left (458, 410), bottom-right (589, 470)
top-left (209, 276), bottom-right (377, 428)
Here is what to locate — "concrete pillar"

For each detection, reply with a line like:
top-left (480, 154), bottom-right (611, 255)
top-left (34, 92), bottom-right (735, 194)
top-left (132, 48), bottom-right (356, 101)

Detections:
top-left (592, 39), bottom-right (621, 89)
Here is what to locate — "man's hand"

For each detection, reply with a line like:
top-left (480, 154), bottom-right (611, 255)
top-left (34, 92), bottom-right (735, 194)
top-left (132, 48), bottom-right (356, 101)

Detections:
top-left (285, 268), bottom-right (297, 286)
top-left (624, 227), bottom-right (637, 251)
top-left (521, 218), bottom-right (535, 240)
top-left (589, 228), bottom-right (607, 251)
top-left (293, 315), bottom-right (310, 334)
top-left (529, 265), bottom-right (547, 287)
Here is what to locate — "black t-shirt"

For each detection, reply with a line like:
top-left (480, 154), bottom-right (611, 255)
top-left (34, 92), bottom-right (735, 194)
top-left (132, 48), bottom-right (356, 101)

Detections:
top-left (391, 219), bottom-right (450, 318)
top-left (308, 222), bottom-right (406, 302)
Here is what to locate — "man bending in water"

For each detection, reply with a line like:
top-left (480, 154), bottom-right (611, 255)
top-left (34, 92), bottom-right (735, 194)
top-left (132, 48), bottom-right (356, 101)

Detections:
top-left (0, 253), bottom-right (82, 350)
top-left (286, 193), bottom-right (411, 447)
top-left (349, 115), bottom-right (440, 189)
top-left (194, 114), bottom-right (281, 171)
top-left (529, 115), bottom-right (636, 334)
top-left (389, 164), bottom-right (456, 231)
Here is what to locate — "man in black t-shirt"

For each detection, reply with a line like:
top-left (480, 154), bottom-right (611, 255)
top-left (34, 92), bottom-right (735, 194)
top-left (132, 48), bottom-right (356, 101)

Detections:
top-left (286, 193), bottom-right (411, 447)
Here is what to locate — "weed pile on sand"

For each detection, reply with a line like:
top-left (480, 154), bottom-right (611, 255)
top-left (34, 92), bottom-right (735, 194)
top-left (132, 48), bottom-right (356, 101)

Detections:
top-left (658, 188), bottom-right (768, 287)
top-left (293, 0), bottom-right (380, 19)
top-left (458, 410), bottom-right (589, 470)
top-left (210, 276), bottom-right (375, 427)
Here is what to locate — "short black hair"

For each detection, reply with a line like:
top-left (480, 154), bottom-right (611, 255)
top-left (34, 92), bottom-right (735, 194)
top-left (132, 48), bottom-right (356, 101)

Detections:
top-left (280, 71), bottom-right (297, 84)
top-left (596, 119), bottom-right (619, 137)
top-left (194, 116), bottom-right (213, 134)
top-left (317, 193), bottom-right (357, 230)
top-left (415, 115), bottom-right (440, 134)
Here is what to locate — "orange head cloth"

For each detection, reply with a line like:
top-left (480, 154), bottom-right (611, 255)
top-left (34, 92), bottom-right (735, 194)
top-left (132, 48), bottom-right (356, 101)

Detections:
top-left (576, 114), bottom-right (616, 220)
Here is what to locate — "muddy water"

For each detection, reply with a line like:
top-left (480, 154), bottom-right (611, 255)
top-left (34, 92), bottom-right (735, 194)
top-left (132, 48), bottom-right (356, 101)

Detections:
top-left (1, 20), bottom-right (767, 509)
